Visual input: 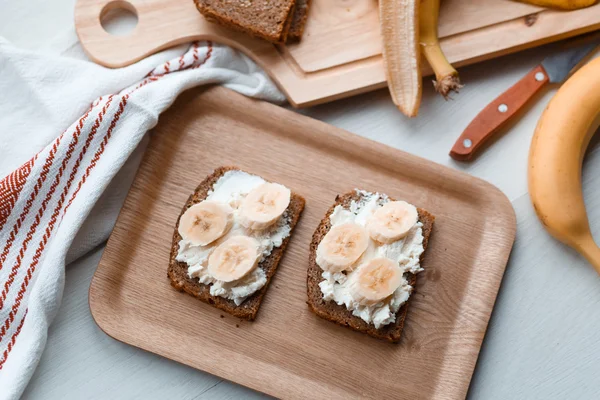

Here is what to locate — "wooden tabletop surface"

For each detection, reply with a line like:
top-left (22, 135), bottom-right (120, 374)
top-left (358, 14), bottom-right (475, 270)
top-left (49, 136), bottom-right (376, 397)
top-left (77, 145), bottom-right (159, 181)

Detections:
top-left (2, 1), bottom-right (600, 399)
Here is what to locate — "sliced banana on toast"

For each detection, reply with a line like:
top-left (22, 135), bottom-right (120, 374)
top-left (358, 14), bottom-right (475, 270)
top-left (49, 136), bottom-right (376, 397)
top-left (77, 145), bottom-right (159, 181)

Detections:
top-left (178, 201), bottom-right (234, 246)
top-left (316, 223), bottom-right (369, 273)
top-left (366, 200), bottom-right (418, 244)
top-left (308, 190), bottom-right (433, 340)
top-left (208, 235), bottom-right (261, 282)
top-left (348, 257), bottom-right (403, 305)
top-left (239, 182), bottom-right (291, 230)
top-left (171, 167), bottom-right (306, 320)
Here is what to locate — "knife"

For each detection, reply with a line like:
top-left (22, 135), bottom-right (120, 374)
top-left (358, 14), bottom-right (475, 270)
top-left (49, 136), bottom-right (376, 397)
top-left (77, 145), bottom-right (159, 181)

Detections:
top-left (449, 39), bottom-right (598, 161)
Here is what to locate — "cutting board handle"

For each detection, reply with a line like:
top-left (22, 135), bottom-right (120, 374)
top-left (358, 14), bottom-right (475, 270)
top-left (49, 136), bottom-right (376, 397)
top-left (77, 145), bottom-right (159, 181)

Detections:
top-left (74, 0), bottom-right (275, 68)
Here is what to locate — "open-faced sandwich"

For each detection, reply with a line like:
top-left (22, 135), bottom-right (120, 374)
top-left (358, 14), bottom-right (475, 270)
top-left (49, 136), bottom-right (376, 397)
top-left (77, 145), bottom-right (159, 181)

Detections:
top-left (169, 166), bottom-right (305, 320)
top-left (307, 190), bottom-right (434, 342)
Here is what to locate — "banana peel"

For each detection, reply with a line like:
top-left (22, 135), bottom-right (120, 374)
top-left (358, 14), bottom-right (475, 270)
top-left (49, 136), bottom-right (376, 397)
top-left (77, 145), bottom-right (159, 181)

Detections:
top-left (419, 0), bottom-right (462, 99)
top-left (380, 0), bottom-right (461, 117)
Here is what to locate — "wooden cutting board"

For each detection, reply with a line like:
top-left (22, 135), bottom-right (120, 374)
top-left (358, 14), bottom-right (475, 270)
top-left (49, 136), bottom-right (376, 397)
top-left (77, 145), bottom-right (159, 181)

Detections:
top-left (75, 0), bottom-right (600, 107)
top-left (90, 86), bottom-right (516, 399)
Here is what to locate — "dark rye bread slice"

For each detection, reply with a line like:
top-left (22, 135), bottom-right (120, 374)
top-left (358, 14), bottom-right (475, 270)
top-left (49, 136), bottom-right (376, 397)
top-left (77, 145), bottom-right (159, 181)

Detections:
top-left (168, 166), bottom-right (305, 320)
top-left (307, 192), bottom-right (434, 343)
top-left (288, 0), bottom-right (311, 41)
top-left (194, 0), bottom-right (297, 43)
top-left (280, 4), bottom-right (295, 43)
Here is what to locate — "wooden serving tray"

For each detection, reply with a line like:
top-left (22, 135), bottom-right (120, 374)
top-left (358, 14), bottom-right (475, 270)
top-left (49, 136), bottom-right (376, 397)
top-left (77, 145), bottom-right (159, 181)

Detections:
top-left (75, 0), bottom-right (600, 107)
top-left (90, 87), bottom-right (516, 399)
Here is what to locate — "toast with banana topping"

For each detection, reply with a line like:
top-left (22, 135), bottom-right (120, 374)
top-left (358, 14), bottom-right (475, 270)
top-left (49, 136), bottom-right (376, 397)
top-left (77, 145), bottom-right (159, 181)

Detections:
top-left (168, 166), bottom-right (305, 320)
top-left (307, 190), bottom-right (434, 342)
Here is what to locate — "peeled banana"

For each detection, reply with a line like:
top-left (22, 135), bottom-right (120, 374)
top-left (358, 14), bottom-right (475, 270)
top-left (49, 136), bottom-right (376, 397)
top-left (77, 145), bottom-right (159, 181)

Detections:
top-left (529, 56), bottom-right (600, 274)
top-left (208, 235), bottom-right (260, 282)
top-left (379, 0), bottom-right (421, 117)
top-left (316, 223), bottom-right (369, 273)
top-left (379, 0), bottom-right (461, 116)
top-left (366, 201), bottom-right (418, 243)
top-left (239, 182), bottom-right (290, 230)
top-left (179, 201), bottom-right (233, 246)
top-left (348, 257), bottom-right (403, 305)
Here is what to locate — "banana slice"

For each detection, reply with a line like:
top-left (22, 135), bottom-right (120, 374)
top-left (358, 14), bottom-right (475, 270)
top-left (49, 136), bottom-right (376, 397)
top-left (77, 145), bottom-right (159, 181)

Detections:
top-left (348, 257), bottom-right (403, 305)
top-left (366, 201), bottom-right (418, 244)
top-left (316, 223), bottom-right (369, 273)
top-left (239, 182), bottom-right (291, 230)
top-left (178, 201), bottom-right (233, 246)
top-left (208, 236), bottom-right (260, 282)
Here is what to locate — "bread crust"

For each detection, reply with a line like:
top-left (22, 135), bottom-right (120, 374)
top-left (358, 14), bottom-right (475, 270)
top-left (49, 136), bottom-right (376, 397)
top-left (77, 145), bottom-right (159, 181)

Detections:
top-left (288, 0), bottom-right (311, 41)
top-left (168, 166), bottom-right (305, 320)
top-left (306, 191), bottom-right (434, 342)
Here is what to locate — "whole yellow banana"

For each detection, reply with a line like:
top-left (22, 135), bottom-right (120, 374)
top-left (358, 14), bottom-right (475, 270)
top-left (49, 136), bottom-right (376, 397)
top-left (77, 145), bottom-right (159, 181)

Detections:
top-left (515, 0), bottom-right (598, 10)
top-left (529, 56), bottom-right (600, 273)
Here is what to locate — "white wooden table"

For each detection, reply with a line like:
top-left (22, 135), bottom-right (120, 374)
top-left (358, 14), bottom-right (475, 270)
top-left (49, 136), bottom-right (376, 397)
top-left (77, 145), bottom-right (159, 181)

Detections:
top-left (3, 1), bottom-right (600, 399)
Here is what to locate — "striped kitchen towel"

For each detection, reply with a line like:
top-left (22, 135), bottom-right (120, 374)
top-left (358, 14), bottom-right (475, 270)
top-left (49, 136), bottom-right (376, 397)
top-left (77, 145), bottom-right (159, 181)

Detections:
top-left (0, 39), bottom-right (284, 400)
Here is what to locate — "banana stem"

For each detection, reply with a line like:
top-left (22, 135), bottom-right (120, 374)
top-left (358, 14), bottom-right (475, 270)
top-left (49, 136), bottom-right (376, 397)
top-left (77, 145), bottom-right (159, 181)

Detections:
top-left (419, 0), bottom-right (462, 99)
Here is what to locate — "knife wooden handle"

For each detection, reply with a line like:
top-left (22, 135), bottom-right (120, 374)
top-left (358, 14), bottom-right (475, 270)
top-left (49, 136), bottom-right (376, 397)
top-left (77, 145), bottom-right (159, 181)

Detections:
top-left (449, 64), bottom-right (550, 161)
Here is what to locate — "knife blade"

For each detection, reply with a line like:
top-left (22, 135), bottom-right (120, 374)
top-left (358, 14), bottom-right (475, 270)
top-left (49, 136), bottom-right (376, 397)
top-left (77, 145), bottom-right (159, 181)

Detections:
top-left (449, 38), bottom-right (599, 161)
top-left (542, 41), bottom-right (597, 83)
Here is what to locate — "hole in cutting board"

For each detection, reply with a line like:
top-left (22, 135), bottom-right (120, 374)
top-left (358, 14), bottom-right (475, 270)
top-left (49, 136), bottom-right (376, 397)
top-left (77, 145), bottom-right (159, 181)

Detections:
top-left (100, 0), bottom-right (138, 36)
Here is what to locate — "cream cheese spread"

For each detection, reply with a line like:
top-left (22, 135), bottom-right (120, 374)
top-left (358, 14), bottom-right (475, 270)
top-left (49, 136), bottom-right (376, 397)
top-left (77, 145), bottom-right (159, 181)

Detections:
top-left (318, 190), bottom-right (425, 328)
top-left (176, 170), bottom-right (291, 305)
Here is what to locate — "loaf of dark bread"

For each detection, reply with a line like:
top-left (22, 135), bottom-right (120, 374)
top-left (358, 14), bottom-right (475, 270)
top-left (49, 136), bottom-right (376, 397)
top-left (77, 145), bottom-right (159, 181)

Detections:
top-left (307, 191), bottom-right (434, 342)
top-left (168, 166), bottom-right (305, 320)
top-left (193, 0), bottom-right (297, 43)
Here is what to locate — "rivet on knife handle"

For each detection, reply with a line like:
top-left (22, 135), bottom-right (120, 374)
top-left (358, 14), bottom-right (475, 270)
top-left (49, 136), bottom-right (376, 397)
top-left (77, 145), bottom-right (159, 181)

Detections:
top-left (449, 64), bottom-right (549, 161)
